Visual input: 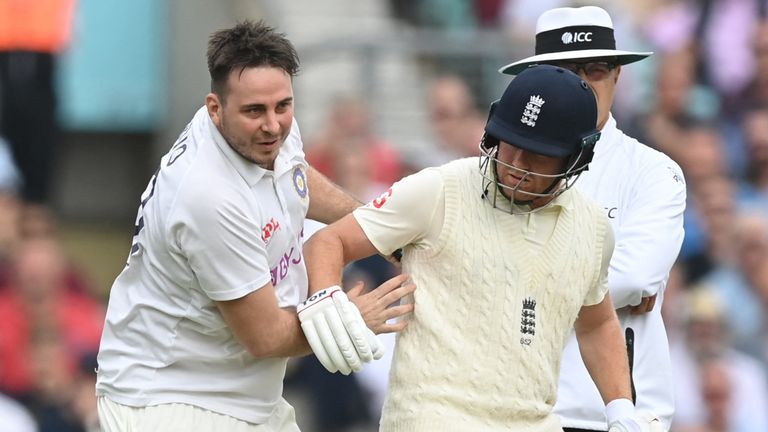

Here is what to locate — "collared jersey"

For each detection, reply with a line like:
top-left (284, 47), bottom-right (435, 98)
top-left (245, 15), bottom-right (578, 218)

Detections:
top-left (96, 107), bottom-right (310, 424)
top-left (554, 115), bottom-right (686, 430)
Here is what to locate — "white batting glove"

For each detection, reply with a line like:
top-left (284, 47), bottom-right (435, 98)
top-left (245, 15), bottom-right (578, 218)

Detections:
top-left (606, 399), bottom-right (665, 432)
top-left (298, 286), bottom-right (384, 375)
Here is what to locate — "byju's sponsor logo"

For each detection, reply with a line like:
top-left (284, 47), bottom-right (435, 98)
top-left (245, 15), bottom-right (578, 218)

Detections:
top-left (270, 246), bottom-right (302, 287)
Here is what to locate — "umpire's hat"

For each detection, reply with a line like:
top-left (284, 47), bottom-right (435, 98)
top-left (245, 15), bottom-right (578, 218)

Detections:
top-left (498, 6), bottom-right (652, 76)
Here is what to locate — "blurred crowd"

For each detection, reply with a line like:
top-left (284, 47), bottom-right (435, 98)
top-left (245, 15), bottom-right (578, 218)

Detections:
top-left (288, 1), bottom-right (768, 431)
top-left (1, 0), bottom-right (768, 431)
top-left (0, 0), bottom-right (104, 431)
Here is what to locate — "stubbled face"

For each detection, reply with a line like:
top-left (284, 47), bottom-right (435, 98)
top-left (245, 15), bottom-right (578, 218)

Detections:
top-left (206, 67), bottom-right (294, 170)
top-left (495, 141), bottom-right (567, 208)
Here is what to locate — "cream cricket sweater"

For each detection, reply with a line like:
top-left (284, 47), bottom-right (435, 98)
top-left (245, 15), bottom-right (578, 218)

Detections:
top-left (378, 158), bottom-right (610, 431)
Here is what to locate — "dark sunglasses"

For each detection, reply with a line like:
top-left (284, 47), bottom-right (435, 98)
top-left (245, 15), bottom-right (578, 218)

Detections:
top-left (543, 61), bottom-right (617, 81)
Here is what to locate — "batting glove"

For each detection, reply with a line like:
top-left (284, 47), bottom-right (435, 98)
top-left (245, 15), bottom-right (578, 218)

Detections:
top-left (298, 286), bottom-right (385, 375)
top-left (606, 399), bottom-right (665, 432)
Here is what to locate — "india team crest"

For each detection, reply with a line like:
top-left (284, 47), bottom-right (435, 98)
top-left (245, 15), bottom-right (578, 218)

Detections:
top-left (293, 167), bottom-right (308, 198)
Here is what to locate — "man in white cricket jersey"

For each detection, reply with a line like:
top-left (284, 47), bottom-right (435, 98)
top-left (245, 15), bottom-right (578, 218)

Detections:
top-left (500, 6), bottom-right (686, 432)
top-left (95, 21), bottom-right (414, 431)
top-left (304, 65), bottom-right (662, 431)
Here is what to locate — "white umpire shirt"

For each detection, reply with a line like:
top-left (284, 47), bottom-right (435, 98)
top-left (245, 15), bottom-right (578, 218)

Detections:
top-left (96, 107), bottom-right (310, 424)
top-left (554, 115), bottom-right (686, 430)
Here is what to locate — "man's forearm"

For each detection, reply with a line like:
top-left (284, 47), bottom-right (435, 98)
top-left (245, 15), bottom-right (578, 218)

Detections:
top-left (217, 292), bottom-right (312, 359)
top-left (304, 228), bottom-right (348, 294)
top-left (306, 166), bottom-right (362, 224)
top-left (576, 303), bottom-right (633, 404)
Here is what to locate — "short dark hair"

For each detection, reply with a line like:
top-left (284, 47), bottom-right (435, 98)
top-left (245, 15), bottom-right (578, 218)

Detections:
top-left (206, 20), bottom-right (300, 99)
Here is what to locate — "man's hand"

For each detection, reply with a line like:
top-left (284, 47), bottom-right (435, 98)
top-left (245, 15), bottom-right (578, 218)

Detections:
top-left (628, 294), bottom-right (656, 315)
top-left (347, 274), bottom-right (416, 334)
top-left (606, 399), bottom-right (664, 432)
top-left (298, 287), bottom-right (384, 375)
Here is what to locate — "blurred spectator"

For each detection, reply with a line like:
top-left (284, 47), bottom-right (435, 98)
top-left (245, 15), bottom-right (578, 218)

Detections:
top-left (0, 391), bottom-right (38, 432)
top-left (0, 0), bottom-right (77, 204)
top-left (705, 211), bottom-right (768, 360)
top-left (0, 201), bottom-right (98, 297)
top-left (670, 285), bottom-right (768, 431)
top-left (739, 20), bottom-right (768, 110)
top-left (643, 0), bottom-right (762, 115)
top-left (698, 359), bottom-right (734, 432)
top-left (741, 108), bottom-right (768, 199)
top-left (676, 358), bottom-right (735, 432)
top-left (68, 353), bottom-right (100, 432)
top-left (330, 148), bottom-right (389, 204)
top-left (676, 124), bottom-right (752, 242)
top-left (0, 237), bottom-right (103, 402)
top-left (305, 95), bottom-right (402, 191)
top-left (27, 341), bottom-right (99, 432)
top-left (676, 125), bottom-right (728, 186)
top-left (27, 329), bottom-right (88, 432)
top-left (681, 175), bottom-right (739, 282)
top-left (626, 49), bottom-right (719, 162)
top-left (425, 74), bottom-right (486, 160)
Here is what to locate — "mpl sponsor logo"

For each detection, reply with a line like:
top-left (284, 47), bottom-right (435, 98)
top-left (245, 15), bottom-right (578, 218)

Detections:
top-left (261, 217), bottom-right (280, 245)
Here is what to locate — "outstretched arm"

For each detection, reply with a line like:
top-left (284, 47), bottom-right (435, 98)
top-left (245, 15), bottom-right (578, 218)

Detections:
top-left (305, 213), bottom-right (379, 290)
top-left (306, 166), bottom-right (362, 224)
top-left (304, 214), bottom-right (414, 334)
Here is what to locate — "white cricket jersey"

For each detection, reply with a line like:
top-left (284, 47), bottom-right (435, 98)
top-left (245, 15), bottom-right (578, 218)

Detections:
top-left (554, 115), bottom-right (686, 430)
top-left (96, 107), bottom-right (310, 424)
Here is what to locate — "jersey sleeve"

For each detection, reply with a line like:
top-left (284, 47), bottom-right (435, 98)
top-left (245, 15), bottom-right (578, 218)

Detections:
top-left (608, 161), bottom-right (686, 308)
top-left (173, 192), bottom-right (271, 302)
top-left (353, 168), bottom-right (445, 256)
top-left (583, 216), bottom-right (615, 307)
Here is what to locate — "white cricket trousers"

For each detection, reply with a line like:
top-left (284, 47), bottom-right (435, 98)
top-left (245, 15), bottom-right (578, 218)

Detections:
top-left (98, 396), bottom-right (300, 432)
